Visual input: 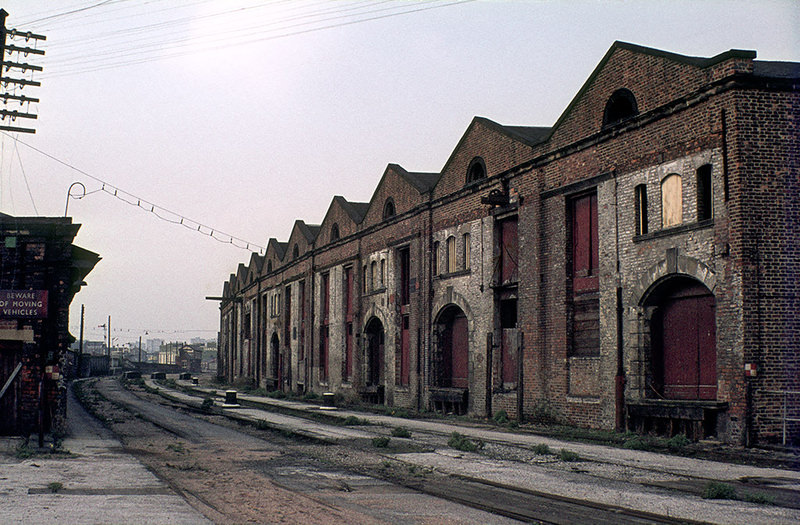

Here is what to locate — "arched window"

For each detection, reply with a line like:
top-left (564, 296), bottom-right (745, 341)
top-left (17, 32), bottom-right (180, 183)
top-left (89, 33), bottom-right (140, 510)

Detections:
top-left (446, 236), bottom-right (457, 273)
top-left (603, 88), bottom-right (638, 127)
top-left (371, 261), bottom-right (378, 290)
top-left (330, 223), bottom-right (340, 242)
top-left (466, 157), bottom-right (486, 184)
top-left (292, 244), bottom-right (299, 260)
top-left (462, 233), bottom-right (471, 270)
top-left (661, 174), bottom-right (682, 228)
top-left (635, 184), bottom-right (648, 235)
top-left (383, 198), bottom-right (396, 219)
top-left (696, 164), bottom-right (713, 221)
top-left (267, 260), bottom-right (273, 273)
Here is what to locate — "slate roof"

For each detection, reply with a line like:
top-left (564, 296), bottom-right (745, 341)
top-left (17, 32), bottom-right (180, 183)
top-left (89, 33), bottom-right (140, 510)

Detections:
top-left (389, 164), bottom-right (441, 194)
top-left (753, 60), bottom-right (800, 79)
top-left (334, 196), bottom-right (370, 224)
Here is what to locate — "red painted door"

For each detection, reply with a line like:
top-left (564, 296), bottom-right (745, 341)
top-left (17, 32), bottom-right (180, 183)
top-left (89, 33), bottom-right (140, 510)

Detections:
top-left (451, 313), bottom-right (469, 389)
top-left (662, 288), bottom-right (716, 400)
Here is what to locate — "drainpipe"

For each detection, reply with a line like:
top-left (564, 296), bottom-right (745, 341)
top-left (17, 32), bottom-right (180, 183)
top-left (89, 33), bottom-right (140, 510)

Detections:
top-left (614, 170), bottom-right (626, 431)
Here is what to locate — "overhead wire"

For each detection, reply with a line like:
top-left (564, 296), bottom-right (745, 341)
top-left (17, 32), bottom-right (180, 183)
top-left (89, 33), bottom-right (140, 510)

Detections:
top-left (15, 0), bottom-right (475, 78)
top-left (2, 131), bottom-right (266, 253)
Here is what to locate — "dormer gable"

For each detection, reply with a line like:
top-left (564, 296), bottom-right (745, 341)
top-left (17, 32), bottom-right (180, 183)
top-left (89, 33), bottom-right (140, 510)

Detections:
top-left (361, 164), bottom-right (440, 228)
top-left (434, 116), bottom-right (547, 199)
top-left (262, 238), bottom-right (287, 276)
top-left (285, 220), bottom-right (319, 263)
top-left (546, 41), bottom-right (757, 150)
top-left (319, 196), bottom-right (369, 245)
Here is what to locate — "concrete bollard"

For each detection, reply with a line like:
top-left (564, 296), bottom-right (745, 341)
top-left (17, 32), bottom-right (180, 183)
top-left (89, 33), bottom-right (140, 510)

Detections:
top-left (225, 390), bottom-right (238, 405)
top-left (321, 392), bottom-right (336, 410)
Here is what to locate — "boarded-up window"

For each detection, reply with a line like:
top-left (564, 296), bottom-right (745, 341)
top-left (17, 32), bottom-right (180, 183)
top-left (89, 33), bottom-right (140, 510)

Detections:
top-left (570, 192), bottom-right (598, 293)
top-left (446, 236), bottom-right (456, 273)
top-left (570, 191), bottom-right (599, 356)
top-left (661, 174), bottom-right (682, 228)
top-left (496, 217), bottom-right (518, 285)
top-left (398, 247), bottom-right (410, 306)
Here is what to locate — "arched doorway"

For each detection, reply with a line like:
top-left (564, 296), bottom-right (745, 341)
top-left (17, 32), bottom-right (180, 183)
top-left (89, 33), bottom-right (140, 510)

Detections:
top-left (431, 305), bottom-right (469, 414)
top-left (364, 317), bottom-right (385, 404)
top-left (270, 333), bottom-right (280, 390)
top-left (646, 277), bottom-right (717, 400)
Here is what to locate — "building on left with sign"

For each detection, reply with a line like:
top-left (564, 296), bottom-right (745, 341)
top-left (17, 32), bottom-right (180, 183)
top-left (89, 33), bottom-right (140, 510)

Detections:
top-left (0, 214), bottom-right (100, 438)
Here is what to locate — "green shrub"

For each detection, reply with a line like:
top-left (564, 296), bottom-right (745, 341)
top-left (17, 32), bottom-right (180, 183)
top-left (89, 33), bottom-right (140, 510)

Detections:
top-left (267, 390), bottom-right (287, 399)
top-left (372, 436), bottom-right (390, 448)
top-left (532, 443), bottom-right (551, 455)
top-left (702, 481), bottom-right (737, 500)
top-left (343, 415), bottom-right (369, 426)
top-left (493, 410), bottom-right (509, 425)
top-left (448, 432), bottom-right (484, 452)
top-left (622, 435), bottom-right (651, 450)
top-left (742, 491), bottom-right (775, 505)
top-left (558, 449), bottom-right (580, 462)
top-left (200, 397), bottom-right (214, 412)
top-left (47, 482), bottom-right (63, 493)
top-left (391, 426), bottom-right (411, 438)
top-left (666, 433), bottom-right (690, 451)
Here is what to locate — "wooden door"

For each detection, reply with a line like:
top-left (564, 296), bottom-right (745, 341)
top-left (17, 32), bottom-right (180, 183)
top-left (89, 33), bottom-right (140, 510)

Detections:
top-left (662, 288), bottom-right (716, 400)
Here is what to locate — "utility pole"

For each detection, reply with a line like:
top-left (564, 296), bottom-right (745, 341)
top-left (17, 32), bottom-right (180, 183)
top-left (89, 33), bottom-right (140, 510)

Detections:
top-left (0, 9), bottom-right (45, 134)
top-left (138, 336), bottom-right (142, 365)
top-left (79, 305), bottom-right (85, 377)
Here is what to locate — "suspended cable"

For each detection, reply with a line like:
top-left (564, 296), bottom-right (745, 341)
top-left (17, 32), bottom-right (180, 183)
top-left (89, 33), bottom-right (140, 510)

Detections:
top-left (3, 132), bottom-right (265, 254)
top-left (13, 139), bottom-right (38, 215)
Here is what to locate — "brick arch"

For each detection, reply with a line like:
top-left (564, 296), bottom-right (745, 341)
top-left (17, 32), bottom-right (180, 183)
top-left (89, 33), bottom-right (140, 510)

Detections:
top-left (431, 288), bottom-right (474, 333)
top-left (631, 252), bottom-right (716, 307)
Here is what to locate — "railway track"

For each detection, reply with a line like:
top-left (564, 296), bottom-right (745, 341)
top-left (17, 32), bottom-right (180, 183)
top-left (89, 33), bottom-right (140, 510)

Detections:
top-left (85, 376), bottom-right (731, 524)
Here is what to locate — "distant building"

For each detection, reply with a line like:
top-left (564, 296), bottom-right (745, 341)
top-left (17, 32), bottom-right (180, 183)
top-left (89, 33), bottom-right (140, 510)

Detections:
top-left (0, 214), bottom-right (99, 437)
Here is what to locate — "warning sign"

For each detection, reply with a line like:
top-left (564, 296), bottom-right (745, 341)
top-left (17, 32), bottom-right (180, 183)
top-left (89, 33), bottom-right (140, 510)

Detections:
top-left (0, 290), bottom-right (48, 318)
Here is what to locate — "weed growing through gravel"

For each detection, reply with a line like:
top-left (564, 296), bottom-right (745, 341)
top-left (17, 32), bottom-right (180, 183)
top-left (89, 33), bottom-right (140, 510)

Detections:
top-left (200, 397), bottom-right (215, 412)
top-left (391, 426), bottom-right (412, 438)
top-left (702, 481), bottom-right (737, 500)
top-left (493, 410), bottom-right (509, 425)
top-left (343, 416), bottom-right (369, 426)
top-left (47, 482), bottom-right (63, 493)
top-left (741, 491), bottom-right (776, 505)
top-left (166, 442), bottom-right (186, 454)
top-left (372, 436), bottom-right (390, 448)
top-left (448, 432), bottom-right (484, 452)
top-left (532, 443), bottom-right (551, 455)
top-left (558, 449), bottom-right (581, 462)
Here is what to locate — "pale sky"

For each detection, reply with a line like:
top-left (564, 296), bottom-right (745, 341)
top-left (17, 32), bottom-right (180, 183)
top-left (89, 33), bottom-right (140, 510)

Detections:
top-left (0, 0), bottom-right (797, 346)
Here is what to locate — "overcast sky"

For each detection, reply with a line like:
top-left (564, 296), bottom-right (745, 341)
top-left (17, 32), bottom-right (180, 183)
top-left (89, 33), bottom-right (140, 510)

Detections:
top-left (0, 0), bottom-right (797, 346)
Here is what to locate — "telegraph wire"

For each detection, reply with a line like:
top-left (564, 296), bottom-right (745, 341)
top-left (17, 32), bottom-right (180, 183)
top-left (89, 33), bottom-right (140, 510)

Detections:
top-left (23, 0), bottom-right (475, 78)
top-left (13, 139), bottom-right (38, 215)
top-left (2, 132), bottom-right (265, 253)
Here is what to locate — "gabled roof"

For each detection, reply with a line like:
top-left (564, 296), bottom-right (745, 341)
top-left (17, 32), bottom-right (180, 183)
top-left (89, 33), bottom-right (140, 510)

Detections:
top-left (334, 195), bottom-right (370, 224)
top-left (389, 163), bottom-right (442, 194)
top-left (473, 117), bottom-right (551, 148)
top-left (248, 253), bottom-right (264, 274)
top-left (752, 60), bottom-right (800, 79)
top-left (291, 220), bottom-right (320, 244)
top-left (266, 238), bottom-right (287, 260)
top-left (548, 40), bottom-right (758, 138)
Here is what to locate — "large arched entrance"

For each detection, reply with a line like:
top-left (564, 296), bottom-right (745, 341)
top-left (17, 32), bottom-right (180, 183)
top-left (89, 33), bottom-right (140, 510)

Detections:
top-left (431, 305), bottom-right (469, 414)
top-left (363, 317), bottom-right (385, 404)
top-left (645, 277), bottom-right (717, 401)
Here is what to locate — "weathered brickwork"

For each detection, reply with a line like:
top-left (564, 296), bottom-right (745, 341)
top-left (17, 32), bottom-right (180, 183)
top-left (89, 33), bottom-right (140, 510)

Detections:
top-left (218, 42), bottom-right (799, 446)
top-left (0, 215), bottom-right (98, 437)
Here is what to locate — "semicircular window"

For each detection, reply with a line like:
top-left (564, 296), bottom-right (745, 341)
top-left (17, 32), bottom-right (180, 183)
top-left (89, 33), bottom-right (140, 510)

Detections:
top-left (383, 198), bottom-right (396, 219)
top-left (603, 88), bottom-right (638, 127)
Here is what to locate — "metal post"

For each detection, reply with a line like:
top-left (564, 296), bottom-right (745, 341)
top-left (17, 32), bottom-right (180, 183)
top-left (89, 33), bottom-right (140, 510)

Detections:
top-left (782, 391), bottom-right (787, 446)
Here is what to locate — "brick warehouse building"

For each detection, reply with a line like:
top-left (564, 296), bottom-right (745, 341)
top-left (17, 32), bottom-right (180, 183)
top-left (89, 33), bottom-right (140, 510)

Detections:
top-left (217, 42), bottom-right (799, 446)
top-left (0, 214), bottom-right (99, 438)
